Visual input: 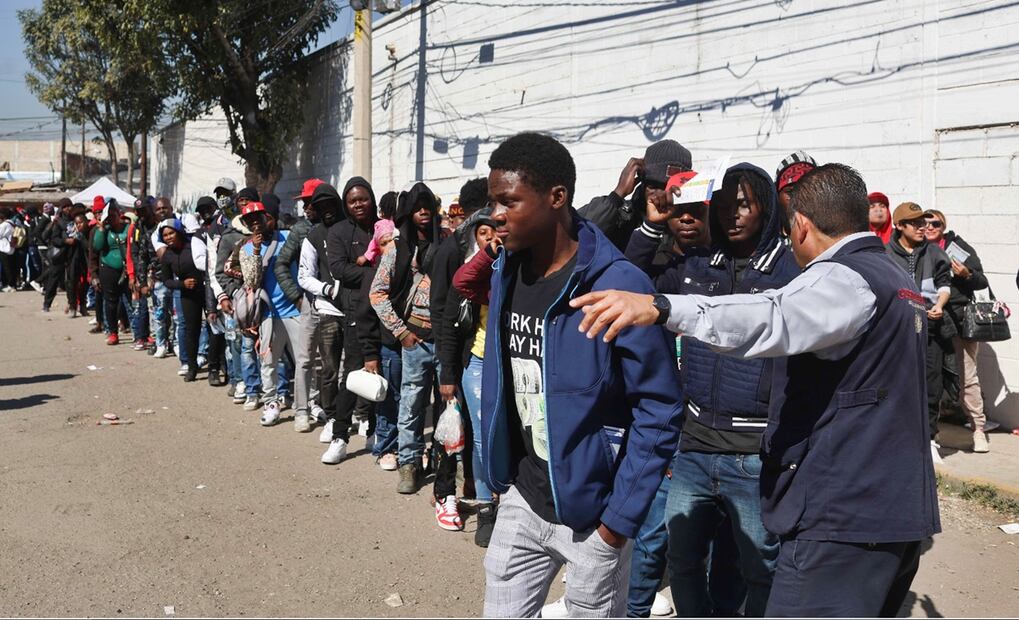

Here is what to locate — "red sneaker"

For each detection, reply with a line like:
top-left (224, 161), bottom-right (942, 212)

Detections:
top-left (106, 334), bottom-right (119, 346)
top-left (435, 495), bottom-right (463, 531)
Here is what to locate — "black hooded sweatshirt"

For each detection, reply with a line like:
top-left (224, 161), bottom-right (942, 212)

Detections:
top-left (384, 182), bottom-right (441, 340)
top-left (303, 182), bottom-right (346, 315)
top-left (433, 208), bottom-right (494, 385)
top-left (325, 176), bottom-right (378, 315)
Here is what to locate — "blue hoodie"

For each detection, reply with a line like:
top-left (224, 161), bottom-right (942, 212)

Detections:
top-left (481, 214), bottom-right (684, 538)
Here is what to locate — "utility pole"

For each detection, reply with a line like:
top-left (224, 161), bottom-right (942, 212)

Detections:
top-left (414, 2), bottom-right (426, 182)
top-left (80, 122), bottom-right (85, 181)
top-left (352, 7), bottom-right (372, 183)
top-left (140, 132), bottom-right (148, 196)
top-left (60, 114), bottom-right (67, 184)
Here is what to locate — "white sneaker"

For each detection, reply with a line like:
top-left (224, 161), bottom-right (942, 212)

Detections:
top-left (196, 355), bottom-right (206, 369)
top-left (177, 364), bottom-right (188, 376)
top-left (88, 317), bottom-right (98, 326)
top-left (153, 345), bottom-right (167, 358)
top-left (378, 453), bottom-right (398, 471)
top-left (232, 382), bottom-right (246, 403)
top-left (651, 592), bottom-right (674, 617)
top-left (260, 400), bottom-right (281, 426)
top-left (294, 413), bottom-right (311, 433)
top-left (243, 395), bottom-right (260, 411)
top-left (30, 280), bottom-right (43, 293)
top-left (973, 430), bottom-right (990, 453)
top-left (541, 597), bottom-right (569, 619)
top-left (319, 419), bottom-right (335, 443)
top-left (0, 286), bottom-right (14, 293)
top-left (321, 438), bottom-right (348, 464)
top-left (310, 403), bottom-right (326, 424)
top-left (931, 440), bottom-right (944, 464)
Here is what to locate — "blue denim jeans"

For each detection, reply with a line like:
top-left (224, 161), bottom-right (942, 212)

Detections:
top-left (398, 340), bottom-right (439, 466)
top-left (666, 450), bottom-right (779, 617)
top-left (198, 319), bottom-right (209, 358)
top-left (224, 315), bottom-right (243, 385)
top-left (150, 282), bottom-right (170, 348)
top-left (131, 295), bottom-right (150, 342)
top-left (462, 354), bottom-right (492, 502)
top-left (241, 334), bottom-right (261, 397)
top-left (173, 289), bottom-right (188, 364)
top-left (372, 345), bottom-right (403, 458)
top-left (628, 473), bottom-right (670, 617)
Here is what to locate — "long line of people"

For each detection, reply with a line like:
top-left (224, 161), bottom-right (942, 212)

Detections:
top-left (4, 129), bottom-right (1008, 618)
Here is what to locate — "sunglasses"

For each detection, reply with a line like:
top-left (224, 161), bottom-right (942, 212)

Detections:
top-left (923, 220), bottom-right (944, 229)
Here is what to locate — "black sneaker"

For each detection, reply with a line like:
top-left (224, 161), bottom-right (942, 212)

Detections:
top-left (475, 503), bottom-right (497, 548)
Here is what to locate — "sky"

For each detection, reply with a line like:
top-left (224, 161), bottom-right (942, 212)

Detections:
top-left (0, 1), bottom-right (405, 141)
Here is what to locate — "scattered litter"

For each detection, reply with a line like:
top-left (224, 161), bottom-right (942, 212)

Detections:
top-left (136, 408), bottom-right (155, 415)
top-left (195, 485), bottom-right (207, 490)
top-left (97, 419), bottom-right (134, 426)
top-left (86, 365), bottom-right (102, 371)
top-left (162, 407), bottom-right (169, 410)
top-left (998, 523), bottom-right (1019, 535)
top-left (384, 593), bottom-right (404, 608)
top-left (163, 605), bottom-right (175, 616)
top-left (103, 413), bottom-right (119, 421)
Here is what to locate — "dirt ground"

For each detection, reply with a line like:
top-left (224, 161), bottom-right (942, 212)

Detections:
top-left (1, 289), bottom-right (1018, 618)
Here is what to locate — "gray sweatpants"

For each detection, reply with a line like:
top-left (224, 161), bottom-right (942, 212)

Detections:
top-left (258, 315), bottom-right (302, 405)
top-left (295, 300), bottom-right (321, 413)
top-left (483, 486), bottom-right (633, 618)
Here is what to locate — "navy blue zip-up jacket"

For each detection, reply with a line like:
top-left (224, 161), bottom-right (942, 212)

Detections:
top-left (677, 163), bottom-right (800, 430)
top-left (480, 215), bottom-right (684, 538)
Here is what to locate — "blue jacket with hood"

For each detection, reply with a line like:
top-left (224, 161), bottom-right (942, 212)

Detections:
top-left (679, 163), bottom-right (801, 431)
top-left (480, 214), bottom-right (684, 539)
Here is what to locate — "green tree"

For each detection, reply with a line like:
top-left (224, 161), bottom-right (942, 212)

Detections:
top-left (20, 0), bottom-right (123, 185)
top-left (137, 0), bottom-right (340, 193)
top-left (20, 0), bottom-right (172, 192)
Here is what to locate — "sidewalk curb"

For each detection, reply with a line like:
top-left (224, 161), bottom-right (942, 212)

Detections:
top-left (936, 467), bottom-right (1019, 518)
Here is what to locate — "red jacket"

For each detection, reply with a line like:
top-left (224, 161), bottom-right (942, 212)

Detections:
top-left (451, 244), bottom-right (497, 305)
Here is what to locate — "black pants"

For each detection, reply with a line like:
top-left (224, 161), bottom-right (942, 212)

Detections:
top-left (207, 332), bottom-right (225, 374)
top-left (0, 252), bottom-right (16, 288)
top-left (926, 332), bottom-right (944, 441)
top-left (766, 539), bottom-right (921, 617)
top-left (42, 260), bottom-right (65, 309)
top-left (318, 315), bottom-right (348, 440)
top-left (333, 315), bottom-right (366, 441)
top-left (98, 265), bottom-right (129, 334)
top-left (179, 292), bottom-right (204, 373)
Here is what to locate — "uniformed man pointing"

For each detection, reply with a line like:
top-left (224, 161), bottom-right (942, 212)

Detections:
top-left (570, 163), bottom-right (940, 617)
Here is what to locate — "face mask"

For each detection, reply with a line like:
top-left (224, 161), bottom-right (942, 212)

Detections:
top-left (218, 195), bottom-right (236, 217)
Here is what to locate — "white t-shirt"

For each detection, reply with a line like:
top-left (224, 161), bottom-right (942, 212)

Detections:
top-left (0, 220), bottom-right (14, 255)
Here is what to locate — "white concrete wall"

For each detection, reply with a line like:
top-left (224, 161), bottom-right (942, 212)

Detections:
top-left (152, 0), bottom-right (1019, 426)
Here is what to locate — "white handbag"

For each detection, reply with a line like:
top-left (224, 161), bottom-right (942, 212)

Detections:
top-left (345, 369), bottom-right (389, 402)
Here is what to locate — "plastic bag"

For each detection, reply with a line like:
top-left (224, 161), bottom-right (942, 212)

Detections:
top-left (434, 400), bottom-right (465, 455)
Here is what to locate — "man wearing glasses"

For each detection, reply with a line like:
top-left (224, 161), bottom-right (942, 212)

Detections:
top-left (885, 201), bottom-right (953, 464)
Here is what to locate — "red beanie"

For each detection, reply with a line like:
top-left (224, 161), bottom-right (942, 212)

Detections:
top-left (92, 196), bottom-right (106, 213)
top-left (867, 192), bottom-right (889, 207)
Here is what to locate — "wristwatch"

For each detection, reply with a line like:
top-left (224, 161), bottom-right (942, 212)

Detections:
top-left (652, 294), bottom-right (671, 325)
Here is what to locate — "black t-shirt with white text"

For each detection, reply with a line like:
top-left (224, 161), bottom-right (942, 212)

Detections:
top-left (501, 252), bottom-right (577, 523)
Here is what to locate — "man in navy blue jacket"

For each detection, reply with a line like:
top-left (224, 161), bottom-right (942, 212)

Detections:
top-left (572, 163), bottom-right (940, 617)
top-left (480, 133), bottom-right (684, 618)
top-left (626, 163), bottom-right (799, 616)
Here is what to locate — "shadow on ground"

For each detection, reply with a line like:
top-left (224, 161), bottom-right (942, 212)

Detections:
top-left (0, 394), bottom-right (60, 411)
top-left (0, 373), bottom-right (75, 388)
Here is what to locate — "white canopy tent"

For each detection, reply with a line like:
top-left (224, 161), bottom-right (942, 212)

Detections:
top-left (70, 177), bottom-right (136, 207)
